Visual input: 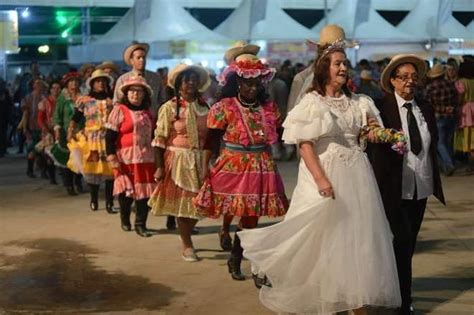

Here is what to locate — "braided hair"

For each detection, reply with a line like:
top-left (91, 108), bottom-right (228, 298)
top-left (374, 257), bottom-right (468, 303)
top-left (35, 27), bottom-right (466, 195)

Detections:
top-left (173, 69), bottom-right (208, 120)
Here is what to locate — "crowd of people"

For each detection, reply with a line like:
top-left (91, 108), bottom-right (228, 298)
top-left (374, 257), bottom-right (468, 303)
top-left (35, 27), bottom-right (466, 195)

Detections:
top-left (0, 22), bottom-right (473, 315)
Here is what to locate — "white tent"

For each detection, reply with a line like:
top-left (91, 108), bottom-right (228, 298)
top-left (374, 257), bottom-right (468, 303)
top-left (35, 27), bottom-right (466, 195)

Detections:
top-left (69, 0), bottom-right (226, 63)
top-left (312, 0), bottom-right (414, 41)
top-left (215, 0), bottom-right (315, 41)
top-left (398, 0), bottom-right (473, 40)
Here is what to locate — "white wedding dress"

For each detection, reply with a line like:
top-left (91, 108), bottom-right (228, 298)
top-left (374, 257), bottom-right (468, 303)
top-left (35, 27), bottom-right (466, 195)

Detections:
top-left (239, 92), bottom-right (401, 314)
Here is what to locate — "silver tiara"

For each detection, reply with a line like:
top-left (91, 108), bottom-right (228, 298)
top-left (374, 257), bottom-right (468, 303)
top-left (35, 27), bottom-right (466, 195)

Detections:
top-left (320, 38), bottom-right (346, 58)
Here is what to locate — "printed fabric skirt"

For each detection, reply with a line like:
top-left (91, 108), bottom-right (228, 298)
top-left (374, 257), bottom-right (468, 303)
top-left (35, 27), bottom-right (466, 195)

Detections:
top-left (149, 147), bottom-right (206, 220)
top-left (67, 130), bottom-right (113, 184)
top-left (193, 146), bottom-right (288, 218)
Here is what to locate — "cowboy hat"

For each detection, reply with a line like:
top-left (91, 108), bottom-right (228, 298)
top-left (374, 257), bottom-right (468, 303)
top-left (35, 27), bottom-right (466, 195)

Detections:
top-left (96, 60), bottom-right (120, 75)
top-left (167, 63), bottom-right (209, 90)
top-left (306, 24), bottom-right (349, 47)
top-left (380, 54), bottom-right (427, 93)
top-left (86, 69), bottom-right (114, 89)
top-left (123, 42), bottom-right (150, 66)
top-left (426, 63), bottom-right (446, 79)
top-left (120, 76), bottom-right (153, 97)
top-left (78, 63), bottom-right (95, 77)
top-left (224, 41), bottom-right (260, 65)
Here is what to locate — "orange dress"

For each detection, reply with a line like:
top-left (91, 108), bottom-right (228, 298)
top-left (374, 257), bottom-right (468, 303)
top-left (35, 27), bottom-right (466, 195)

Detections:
top-left (193, 97), bottom-right (289, 218)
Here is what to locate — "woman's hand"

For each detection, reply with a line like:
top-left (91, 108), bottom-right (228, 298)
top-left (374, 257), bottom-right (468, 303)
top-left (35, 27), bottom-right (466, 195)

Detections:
top-left (154, 167), bottom-right (164, 182)
top-left (315, 176), bottom-right (335, 199)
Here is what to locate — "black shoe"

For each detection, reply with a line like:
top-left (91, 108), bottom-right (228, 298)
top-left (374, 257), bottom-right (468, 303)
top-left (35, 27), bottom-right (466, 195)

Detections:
top-left (50, 178), bottom-right (58, 185)
top-left (252, 274), bottom-right (272, 289)
top-left (166, 216), bottom-right (176, 230)
top-left (90, 200), bottom-right (98, 211)
top-left (219, 231), bottom-right (233, 251)
top-left (227, 258), bottom-right (245, 281)
top-left (106, 202), bottom-right (118, 214)
top-left (121, 224), bottom-right (132, 232)
top-left (76, 184), bottom-right (84, 194)
top-left (26, 171), bottom-right (36, 178)
top-left (66, 186), bottom-right (78, 196)
top-left (135, 225), bottom-right (152, 237)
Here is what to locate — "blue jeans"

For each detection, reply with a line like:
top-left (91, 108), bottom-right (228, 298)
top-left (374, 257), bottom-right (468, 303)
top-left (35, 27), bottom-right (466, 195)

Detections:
top-left (436, 117), bottom-right (455, 170)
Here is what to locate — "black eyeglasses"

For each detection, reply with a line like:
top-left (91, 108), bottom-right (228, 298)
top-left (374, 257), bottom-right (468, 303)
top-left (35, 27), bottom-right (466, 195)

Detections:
top-left (395, 74), bottom-right (419, 82)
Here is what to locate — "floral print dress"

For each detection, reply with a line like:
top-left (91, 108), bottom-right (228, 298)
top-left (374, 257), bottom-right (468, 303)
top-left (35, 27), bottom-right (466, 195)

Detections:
top-left (193, 97), bottom-right (288, 218)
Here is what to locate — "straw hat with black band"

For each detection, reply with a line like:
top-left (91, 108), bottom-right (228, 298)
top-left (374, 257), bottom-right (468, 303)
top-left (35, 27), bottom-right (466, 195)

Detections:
top-left (426, 63), bottom-right (446, 79)
top-left (380, 54), bottom-right (427, 93)
top-left (96, 60), bottom-right (120, 75)
top-left (167, 63), bottom-right (209, 90)
top-left (224, 41), bottom-right (260, 65)
top-left (123, 42), bottom-right (150, 66)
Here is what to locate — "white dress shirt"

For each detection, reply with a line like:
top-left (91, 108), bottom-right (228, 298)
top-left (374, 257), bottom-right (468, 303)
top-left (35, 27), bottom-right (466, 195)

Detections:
top-left (395, 92), bottom-right (434, 200)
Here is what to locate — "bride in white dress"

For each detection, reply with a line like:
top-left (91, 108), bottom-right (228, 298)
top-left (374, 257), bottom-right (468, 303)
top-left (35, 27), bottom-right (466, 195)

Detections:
top-left (238, 41), bottom-right (401, 315)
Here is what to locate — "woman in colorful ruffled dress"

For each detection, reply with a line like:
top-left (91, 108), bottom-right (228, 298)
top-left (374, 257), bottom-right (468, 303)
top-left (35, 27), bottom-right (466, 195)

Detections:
top-left (148, 64), bottom-right (211, 262)
top-left (68, 69), bottom-right (116, 213)
top-left (193, 54), bottom-right (289, 281)
top-left (37, 81), bottom-right (61, 184)
top-left (53, 72), bottom-right (84, 195)
top-left (238, 36), bottom-right (401, 314)
top-left (105, 76), bottom-right (156, 237)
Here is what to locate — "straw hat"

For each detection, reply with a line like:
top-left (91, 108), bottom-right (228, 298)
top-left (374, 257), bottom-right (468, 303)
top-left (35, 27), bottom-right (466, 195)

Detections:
top-left (426, 63), bottom-right (446, 79)
top-left (96, 60), bottom-right (120, 75)
top-left (123, 42), bottom-right (150, 66)
top-left (79, 63), bottom-right (95, 77)
top-left (120, 76), bottom-right (153, 97)
top-left (306, 24), bottom-right (347, 47)
top-left (224, 41), bottom-right (260, 65)
top-left (360, 70), bottom-right (372, 80)
top-left (380, 54), bottom-right (427, 93)
top-left (167, 63), bottom-right (209, 89)
top-left (218, 54), bottom-right (275, 86)
top-left (86, 69), bottom-right (114, 89)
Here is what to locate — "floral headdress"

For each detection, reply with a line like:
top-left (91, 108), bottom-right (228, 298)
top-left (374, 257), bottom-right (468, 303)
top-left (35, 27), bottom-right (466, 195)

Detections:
top-left (218, 55), bottom-right (276, 86)
top-left (319, 38), bottom-right (346, 59)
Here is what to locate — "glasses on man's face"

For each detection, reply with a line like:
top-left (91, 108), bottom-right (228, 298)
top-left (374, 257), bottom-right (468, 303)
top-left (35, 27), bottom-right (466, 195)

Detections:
top-left (395, 73), bottom-right (419, 82)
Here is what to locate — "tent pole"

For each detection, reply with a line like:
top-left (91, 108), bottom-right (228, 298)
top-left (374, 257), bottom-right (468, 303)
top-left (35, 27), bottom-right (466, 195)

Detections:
top-left (324, 0), bottom-right (329, 26)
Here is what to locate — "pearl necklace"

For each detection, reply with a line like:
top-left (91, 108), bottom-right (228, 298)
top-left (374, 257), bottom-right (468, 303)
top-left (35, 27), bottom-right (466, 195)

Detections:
top-left (237, 94), bottom-right (258, 109)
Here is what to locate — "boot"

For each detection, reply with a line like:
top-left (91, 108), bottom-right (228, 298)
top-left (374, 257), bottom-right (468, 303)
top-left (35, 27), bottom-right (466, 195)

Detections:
top-left (26, 159), bottom-right (36, 178)
top-left (135, 199), bottom-right (151, 237)
top-left (66, 186), bottom-right (77, 196)
top-left (47, 164), bottom-right (57, 185)
top-left (227, 231), bottom-right (245, 281)
top-left (89, 184), bottom-right (99, 211)
top-left (75, 175), bottom-right (84, 193)
top-left (166, 215), bottom-right (176, 230)
top-left (37, 155), bottom-right (48, 179)
top-left (118, 194), bottom-right (132, 231)
top-left (105, 180), bottom-right (117, 214)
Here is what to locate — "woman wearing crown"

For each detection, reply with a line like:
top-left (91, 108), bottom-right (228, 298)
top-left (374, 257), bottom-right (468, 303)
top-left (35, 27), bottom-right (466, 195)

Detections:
top-left (237, 25), bottom-right (402, 314)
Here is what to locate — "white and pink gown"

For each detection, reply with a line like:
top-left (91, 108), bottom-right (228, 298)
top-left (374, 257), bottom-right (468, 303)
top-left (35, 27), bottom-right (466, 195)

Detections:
top-left (239, 91), bottom-right (401, 314)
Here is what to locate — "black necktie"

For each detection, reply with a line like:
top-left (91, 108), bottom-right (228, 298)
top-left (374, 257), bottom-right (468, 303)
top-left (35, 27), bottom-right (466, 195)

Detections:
top-left (404, 103), bottom-right (422, 155)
